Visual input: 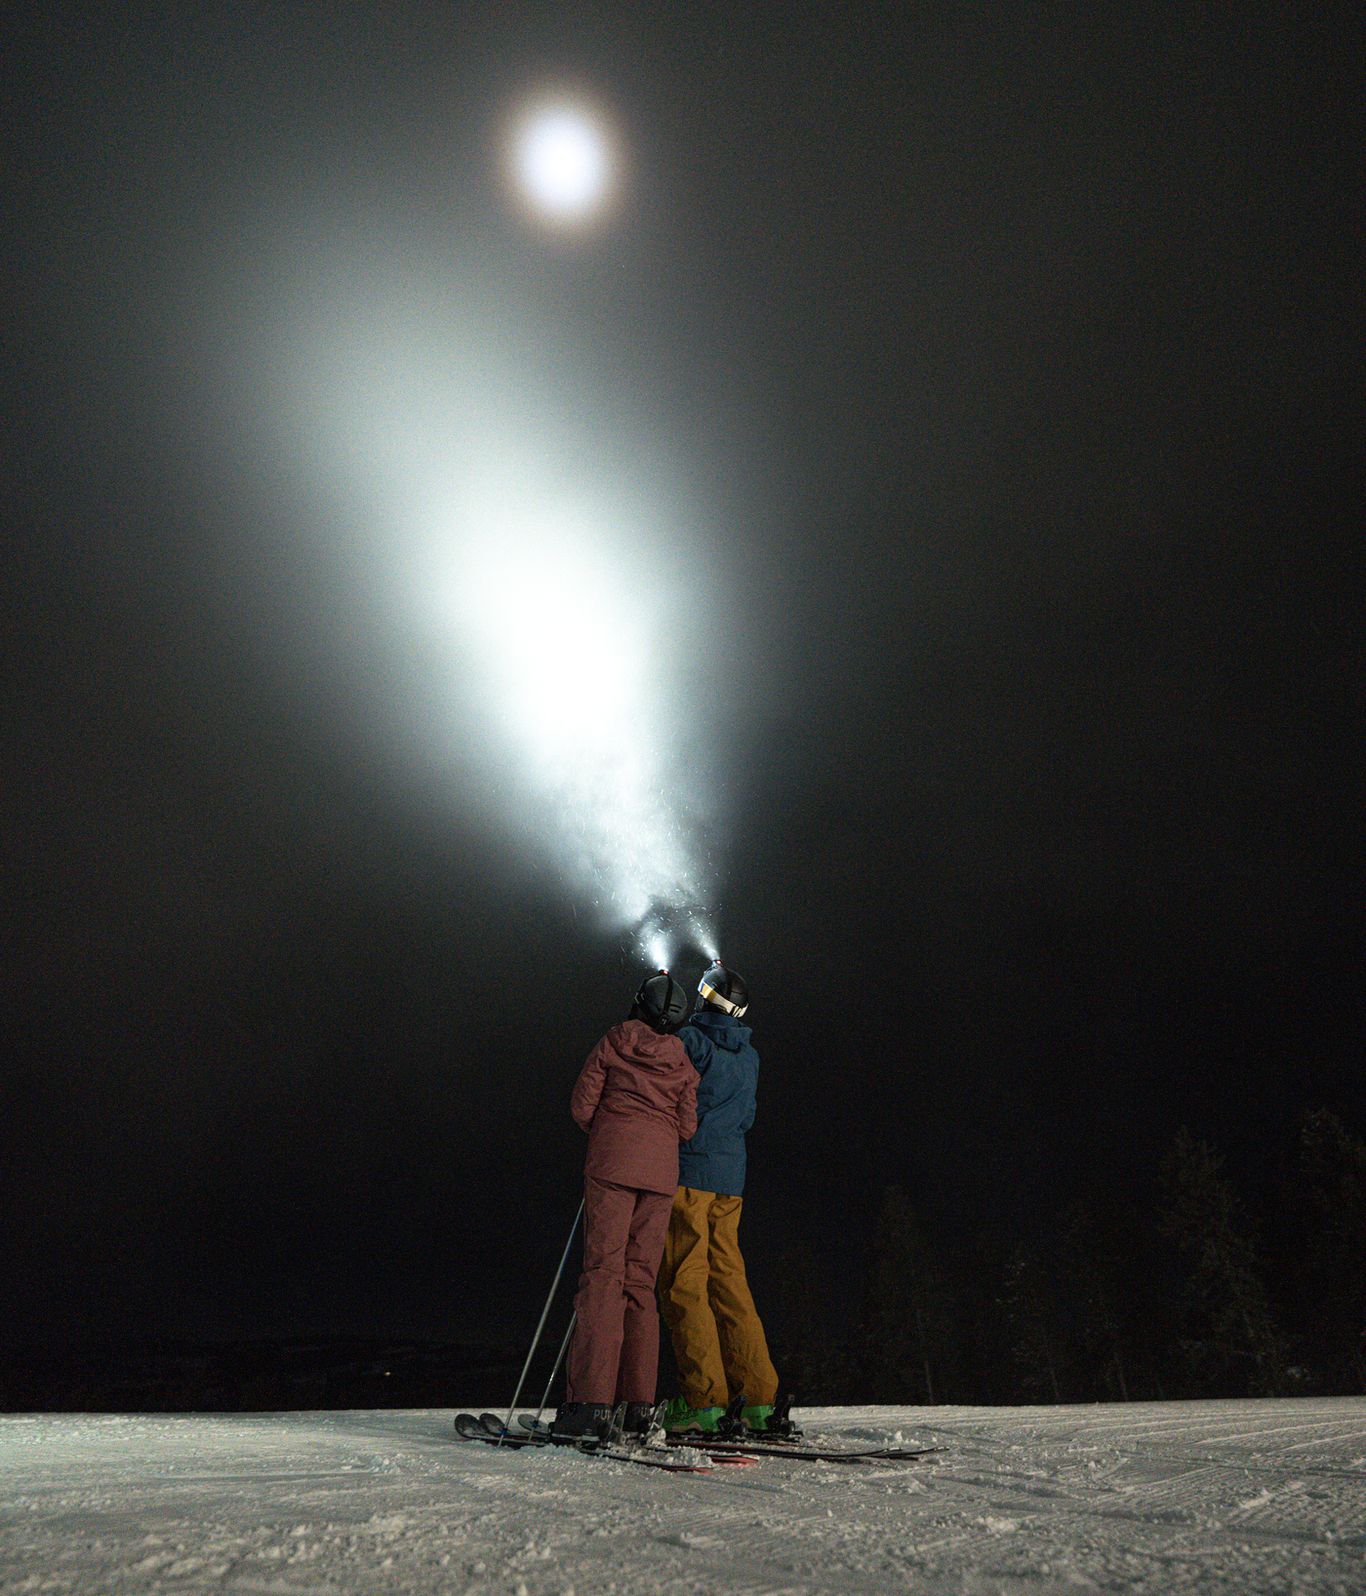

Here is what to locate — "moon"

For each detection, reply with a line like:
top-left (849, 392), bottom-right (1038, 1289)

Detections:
top-left (510, 102), bottom-right (616, 223)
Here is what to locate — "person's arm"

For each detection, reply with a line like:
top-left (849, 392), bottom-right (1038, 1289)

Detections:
top-left (570, 1036), bottom-right (609, 1132)
top-left (679, 1025), bottom-right (709, 1076)
top-left (677, 1067), bottom-right (698, 1142)
top-left (737, 1058), bottom-right (758, 1135)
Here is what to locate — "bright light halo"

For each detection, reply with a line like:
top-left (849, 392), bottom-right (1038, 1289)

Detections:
top-left (512, 103), bottom-right (613, 222)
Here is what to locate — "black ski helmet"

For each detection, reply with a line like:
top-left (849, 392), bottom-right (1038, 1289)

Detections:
top-left (698, 961), bottom-right (749, 1017)
top-left (633, 969), bottom-right (690, 1034)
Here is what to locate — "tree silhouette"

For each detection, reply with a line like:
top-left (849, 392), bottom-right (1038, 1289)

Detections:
top-left (862, 1186), bottom-right (958, 1403)
top-left (1294, 1109), bottom-right (1366, 1392)
top-left (764, 1239), bottom-right (859, 1403)
top-left (1055, 1203), bottom-right (1134, 1401)
top-left (763, 1114), bottom-right (1359, 1404)
top-left (1158, 1128), bottom-right (1287, 1396)
top-left (998, 1244), bottom-right (1065, 1401)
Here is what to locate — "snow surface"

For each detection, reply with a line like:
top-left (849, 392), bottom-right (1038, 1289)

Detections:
top-left (3, 1399), bottom-right (1364, 1594)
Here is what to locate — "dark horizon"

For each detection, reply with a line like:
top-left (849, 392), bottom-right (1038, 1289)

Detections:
top-left (3, 3), bottom-right (1359, 1385)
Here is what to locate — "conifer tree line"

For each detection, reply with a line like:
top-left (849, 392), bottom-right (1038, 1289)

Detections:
top-left (763, 1109), bottom-right (1365, 1404)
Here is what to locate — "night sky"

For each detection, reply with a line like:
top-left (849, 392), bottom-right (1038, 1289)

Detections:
top-left (4, 4), bottom-right (1358, 1351)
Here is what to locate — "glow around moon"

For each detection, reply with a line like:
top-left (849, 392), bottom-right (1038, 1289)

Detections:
top-left (510, 101), bottom-right (616, 223)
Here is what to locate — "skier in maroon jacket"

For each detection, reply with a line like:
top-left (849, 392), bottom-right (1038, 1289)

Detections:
top-left (555, 970), bottom-right (698, 1439)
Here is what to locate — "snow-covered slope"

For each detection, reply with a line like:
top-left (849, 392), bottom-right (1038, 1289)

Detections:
top-left (3, 1399), bottom-right (1363, 1593)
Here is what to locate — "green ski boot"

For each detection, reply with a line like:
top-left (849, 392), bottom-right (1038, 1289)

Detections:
top-left (743, 1395), bottom-right (801, 1440)
top-left (662, 1396), bottom-right (725, 1434)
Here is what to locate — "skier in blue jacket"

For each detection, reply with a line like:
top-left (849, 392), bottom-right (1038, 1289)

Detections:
top-left (656, 961), bottom-right (782, 1435)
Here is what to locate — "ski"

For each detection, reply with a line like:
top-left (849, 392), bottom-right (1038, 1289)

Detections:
top-left (507, 1411), bottom-right (757, 1467)
top-left (507, 1410), bottom-right (930, 1465)
top-left (666, 1435), bottom-right (941, 1463)
top-left (453, 1413), bottom-right (715, 1472)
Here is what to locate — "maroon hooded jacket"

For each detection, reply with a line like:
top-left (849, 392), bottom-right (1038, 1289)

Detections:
top-left (571, 1019), bottom-right (699, 1195)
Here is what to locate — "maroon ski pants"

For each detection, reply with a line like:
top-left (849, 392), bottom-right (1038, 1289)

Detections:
top-left (564, 1176), bottom-right (674, 1405)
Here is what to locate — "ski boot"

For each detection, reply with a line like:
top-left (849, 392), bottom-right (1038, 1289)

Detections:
top-left (661, 1395), bottom-right (725, 1434)
top-left (621, 1401), bottom-right (665, 1439)
top-left (742, 1394), bottom-right (802, 1441)
top-left (551, 1402), bottom-right (613, 1440)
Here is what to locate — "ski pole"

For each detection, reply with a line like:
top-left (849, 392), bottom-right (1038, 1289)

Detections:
top-left (499, 1197), bottom-right (584, 1443)
top-left (529, 1310), bottom-right (577, 1436)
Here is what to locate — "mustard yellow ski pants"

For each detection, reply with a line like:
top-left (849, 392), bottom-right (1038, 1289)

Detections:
top-left (657, 1186), bottom-right (779, 1409)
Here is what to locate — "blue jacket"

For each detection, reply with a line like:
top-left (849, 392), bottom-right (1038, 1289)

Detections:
top-left (676, 1009), bottom-right (759, 1197)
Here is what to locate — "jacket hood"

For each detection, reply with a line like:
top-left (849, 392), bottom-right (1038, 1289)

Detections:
top-left (613, 1018), bottom-right (685, 1069)
top-left (686, 1009), bottom-right (752, 1050)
